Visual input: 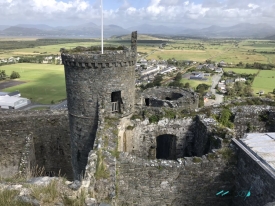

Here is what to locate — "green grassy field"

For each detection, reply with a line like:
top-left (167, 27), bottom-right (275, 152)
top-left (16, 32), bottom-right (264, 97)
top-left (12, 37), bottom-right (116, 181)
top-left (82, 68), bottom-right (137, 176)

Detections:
top-left (223, 68), bottom-right (259, 74)
top-left (1, 63), bottom-right (66, 104)
top-left (180, 77), bottom-right (212, 90)
top-left (252, 70), bottom-right (275, 94)
top-left (1, 38), bottom-right (275, 65)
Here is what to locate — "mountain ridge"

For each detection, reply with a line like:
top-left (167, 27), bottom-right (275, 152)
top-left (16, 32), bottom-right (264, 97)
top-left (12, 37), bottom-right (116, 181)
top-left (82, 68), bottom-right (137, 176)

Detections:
top-left (1, 22), bottom-right (275, 38)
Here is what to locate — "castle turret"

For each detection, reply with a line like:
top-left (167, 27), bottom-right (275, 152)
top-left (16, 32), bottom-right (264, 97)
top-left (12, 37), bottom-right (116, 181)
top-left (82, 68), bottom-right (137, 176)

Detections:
top-left (61, 32), bottom-right (137, 180)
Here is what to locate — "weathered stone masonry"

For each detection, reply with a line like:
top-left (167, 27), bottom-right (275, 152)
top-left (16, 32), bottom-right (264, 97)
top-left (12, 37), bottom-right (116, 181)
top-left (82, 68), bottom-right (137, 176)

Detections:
top-left (61, 31), bottom-right (137, 180)
top-left (0, 110), bottom-right (72, 179)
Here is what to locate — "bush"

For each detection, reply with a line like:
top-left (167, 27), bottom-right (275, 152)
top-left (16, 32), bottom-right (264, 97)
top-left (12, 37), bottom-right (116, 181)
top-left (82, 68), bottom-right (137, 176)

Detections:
top-left (10, 71), bottom-right (20, 79)
top-left (149, 115), bottom-right (159, 123)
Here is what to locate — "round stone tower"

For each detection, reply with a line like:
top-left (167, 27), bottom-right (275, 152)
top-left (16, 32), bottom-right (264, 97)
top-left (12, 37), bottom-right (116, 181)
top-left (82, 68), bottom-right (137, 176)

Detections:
top-left (61, 31), bottom-right (137, 180)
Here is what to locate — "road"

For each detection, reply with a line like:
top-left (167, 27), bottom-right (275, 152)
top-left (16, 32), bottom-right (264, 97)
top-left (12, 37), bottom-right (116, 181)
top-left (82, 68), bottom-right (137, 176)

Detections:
top-left (21, 100), bottom-right (67, 110)
top-left (204, 74), bottom-right (224, 106)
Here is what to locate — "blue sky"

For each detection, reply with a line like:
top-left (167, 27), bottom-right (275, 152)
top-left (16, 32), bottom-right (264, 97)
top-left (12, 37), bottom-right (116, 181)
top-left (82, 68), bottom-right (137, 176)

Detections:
top-left (0, 0), bottom-right (274, 28)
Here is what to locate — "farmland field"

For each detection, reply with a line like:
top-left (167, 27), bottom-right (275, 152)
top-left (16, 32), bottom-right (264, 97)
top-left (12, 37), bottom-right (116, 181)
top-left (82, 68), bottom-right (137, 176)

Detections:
top-left (252, 70), bottom-right (275, 94)
top-left (1, 37), bottom-right (275, 65)
top-left (223, 68), bottom-right (259, 74)
top-left (180, 78), bottom-right (212, 90)
top-left (0, 63), bottom-right (66, 104)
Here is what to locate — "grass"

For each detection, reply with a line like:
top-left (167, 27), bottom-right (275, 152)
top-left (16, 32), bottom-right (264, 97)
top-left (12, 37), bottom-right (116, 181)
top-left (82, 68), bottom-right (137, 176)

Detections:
top-left (223, 68), bottom-right (259, 74)
top-left (31, 179), bottom-right (59, 204)
top-left (180, 77), bottom-right (212, 90)
top-left (252, 70), bottom-right (275, 94)
top-left (0, 63), bottom-right (66, 104)
top-left (0, 190), bottom-right (32, 206)
top-left (95, 150), bottom-right (109, 180)
top-left (30, 107), bottom-right (50, 110)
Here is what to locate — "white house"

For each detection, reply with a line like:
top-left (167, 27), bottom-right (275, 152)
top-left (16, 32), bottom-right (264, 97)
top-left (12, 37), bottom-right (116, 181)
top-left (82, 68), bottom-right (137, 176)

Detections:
top-left (235, 78), bottom-right (246, 82)
top-left (0, 96), bottom-right (30, 109)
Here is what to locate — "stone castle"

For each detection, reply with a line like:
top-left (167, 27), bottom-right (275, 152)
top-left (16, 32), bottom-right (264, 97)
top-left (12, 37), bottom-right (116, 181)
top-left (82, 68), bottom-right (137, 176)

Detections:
top-left (61, 31), bottom-right (137, 180)
top-left (0, 32), bottom-right (274, 206)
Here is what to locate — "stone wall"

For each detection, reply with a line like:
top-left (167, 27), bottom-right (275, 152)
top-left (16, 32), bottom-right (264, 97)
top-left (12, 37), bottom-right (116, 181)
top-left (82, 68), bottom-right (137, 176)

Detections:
top-left (0, 110), bottom-right (72, 179)
top-left (117, 153), bottom-right (235, 206)
top-left (119, 117), bottom-right (195, 159)
top-left (232, 106), bottom-right (275, 138)
top-left (232, 139), bottom-right (275, 206)
top-left (118, 115), bottom-right (220, 160)
top-left (141, 87), bottom-right (199, 110)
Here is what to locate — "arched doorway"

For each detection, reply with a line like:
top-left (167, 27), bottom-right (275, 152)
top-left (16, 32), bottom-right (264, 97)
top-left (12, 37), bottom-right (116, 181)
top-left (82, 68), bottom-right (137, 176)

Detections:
top-left (156, 134), bottom-right (177, 160)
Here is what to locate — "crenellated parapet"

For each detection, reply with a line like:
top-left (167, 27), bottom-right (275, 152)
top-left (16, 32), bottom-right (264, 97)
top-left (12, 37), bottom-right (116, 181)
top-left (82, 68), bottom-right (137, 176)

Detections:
top-left (61, 50), bottom-right (136, 69)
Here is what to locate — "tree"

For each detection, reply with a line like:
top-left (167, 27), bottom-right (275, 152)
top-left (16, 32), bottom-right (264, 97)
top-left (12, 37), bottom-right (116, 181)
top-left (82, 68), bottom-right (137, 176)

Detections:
top-left (184, 83), bottom-right (190, 88)
top-left (174, 72), bottom-right (182, 82)
top-left (273, 88), bottom-right (275, 94)
top-left (153, 74), bottom-right (163, 86)
top-left (10, 71), bottom-right (20, 79)
top-left (0, 70), bottom-right (7, 80)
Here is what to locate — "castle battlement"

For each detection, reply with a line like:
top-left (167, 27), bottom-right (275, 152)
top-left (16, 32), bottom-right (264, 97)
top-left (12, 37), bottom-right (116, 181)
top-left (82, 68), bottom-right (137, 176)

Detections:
top-left (61, 50), bottom-right (136, 69)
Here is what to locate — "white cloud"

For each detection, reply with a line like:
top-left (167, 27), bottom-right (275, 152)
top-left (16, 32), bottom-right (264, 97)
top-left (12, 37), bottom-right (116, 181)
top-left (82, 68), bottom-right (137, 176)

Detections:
top-left (0, 0), bottom-right (274, 28)
top-left (248, 3), bottom-right (259, 9)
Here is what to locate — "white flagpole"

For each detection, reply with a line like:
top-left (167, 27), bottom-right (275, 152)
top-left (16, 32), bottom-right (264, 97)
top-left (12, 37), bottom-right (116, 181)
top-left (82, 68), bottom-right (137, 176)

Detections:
top-left (101, 0), bottom-right (104, 54)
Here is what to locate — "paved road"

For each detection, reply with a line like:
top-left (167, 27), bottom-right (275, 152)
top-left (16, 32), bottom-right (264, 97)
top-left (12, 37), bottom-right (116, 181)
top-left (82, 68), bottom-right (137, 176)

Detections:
top-left (50, 100), bottom-right (67, 110)
top-left (204, 74), bottom-right (224, 106)
top-left (21, 100), bottom-right (67, 110)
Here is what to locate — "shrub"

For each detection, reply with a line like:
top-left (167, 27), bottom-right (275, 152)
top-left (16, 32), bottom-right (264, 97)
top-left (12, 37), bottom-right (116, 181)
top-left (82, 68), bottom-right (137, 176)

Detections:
top-left (10, 71), bottom-right (20, 79)
top-left (149, 115), bottom-right (159, 123)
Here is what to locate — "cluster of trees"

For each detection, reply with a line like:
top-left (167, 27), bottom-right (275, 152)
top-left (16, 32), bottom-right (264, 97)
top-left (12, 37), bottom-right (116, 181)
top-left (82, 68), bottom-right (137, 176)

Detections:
top-left (18, 56), bottom-right (61, 64)
top-left (226, 82), bottom-right (253, 97)
top-left (218, 108), bottom-right (234, 128)
top-left (140, 74), bottom-right (163, 90)
top-left (196, 83), bottom-right (210, 107)
top-left (167, 58), bottom-right (192, 67)
top-left (168, 72), bottom-right (190, 88)
top-left (223, 72), bottom-right (256, 85)
top-left (236, 62), bottom-right (274, 70)
top-left (0, 70), bottom-right (20, 80)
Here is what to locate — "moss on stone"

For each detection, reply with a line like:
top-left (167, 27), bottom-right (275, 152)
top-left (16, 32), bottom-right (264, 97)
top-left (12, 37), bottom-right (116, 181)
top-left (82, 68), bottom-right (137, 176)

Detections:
top-left (193, 157), bottom-right (202, 163)
top-left (95, 150), bottom-right (110, 180)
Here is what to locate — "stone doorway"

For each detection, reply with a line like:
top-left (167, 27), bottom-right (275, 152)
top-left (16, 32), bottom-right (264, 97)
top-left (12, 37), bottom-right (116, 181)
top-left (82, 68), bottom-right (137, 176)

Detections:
top-left (156, 134), bottom-right (177, 160)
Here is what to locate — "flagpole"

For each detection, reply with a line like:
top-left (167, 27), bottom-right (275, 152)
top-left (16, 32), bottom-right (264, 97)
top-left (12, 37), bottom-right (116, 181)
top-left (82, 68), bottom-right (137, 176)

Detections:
top-left (101, 0), bottom-right (103, 54)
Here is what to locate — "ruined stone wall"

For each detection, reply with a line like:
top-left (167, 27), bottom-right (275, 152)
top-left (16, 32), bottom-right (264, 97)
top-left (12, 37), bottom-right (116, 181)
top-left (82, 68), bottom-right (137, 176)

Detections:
top-left (119, 115), bottom-right (219, 160)
top-left (232, 140), bottom-right (275, 206)
top-left (232, 106), bottom-right (275, 138)
top-left (0, 110), bottom-right (72, 179)
top-left (120, 118), bottom-right (195, 159)
top-left (141, 87), bottom-right (199, 110)
top-left (117, 153), bottom-right (235, 206)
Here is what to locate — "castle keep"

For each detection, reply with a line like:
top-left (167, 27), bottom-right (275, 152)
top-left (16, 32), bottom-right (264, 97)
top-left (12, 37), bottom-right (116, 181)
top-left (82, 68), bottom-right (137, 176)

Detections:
top-left (61, 31), bottom-right (137, 180)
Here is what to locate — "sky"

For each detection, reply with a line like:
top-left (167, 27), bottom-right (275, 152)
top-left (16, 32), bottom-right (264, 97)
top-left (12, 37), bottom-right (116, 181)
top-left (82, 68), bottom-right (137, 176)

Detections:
top-left (0, 0), bottom-right (275, 28)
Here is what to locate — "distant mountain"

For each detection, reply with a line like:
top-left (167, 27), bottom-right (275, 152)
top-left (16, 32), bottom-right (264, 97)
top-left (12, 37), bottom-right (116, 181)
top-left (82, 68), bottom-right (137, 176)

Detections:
top-left (1, 26), bottom-right (45, 35)
top-left (185, 23), bottom-right (275, 38)
top-left (0, 25), bottom-right (10, 31)
top-left (128, 23), bottom-right (275, 38)
top-left (0, 23), bottom-right (129, 37)
top-left (1, 22), bottom-right (274, 38)
top-left (128, 24), bottom-right (183, 35)
top-left (15, 24), bottom-right (53, 30)
top-left (265, 34), bottom-right (275, 40)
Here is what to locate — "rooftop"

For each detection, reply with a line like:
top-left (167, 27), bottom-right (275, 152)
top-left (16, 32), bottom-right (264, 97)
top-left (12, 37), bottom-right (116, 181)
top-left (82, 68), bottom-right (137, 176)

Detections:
top-left (240, 133), bottom-right (275, 171)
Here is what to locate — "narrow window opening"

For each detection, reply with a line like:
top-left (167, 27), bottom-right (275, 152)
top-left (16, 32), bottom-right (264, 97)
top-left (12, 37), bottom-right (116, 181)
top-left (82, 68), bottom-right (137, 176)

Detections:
top-left (111, 91), bottom-right (122, 112)
top-left (145, 98), bottom-right (150, 106)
